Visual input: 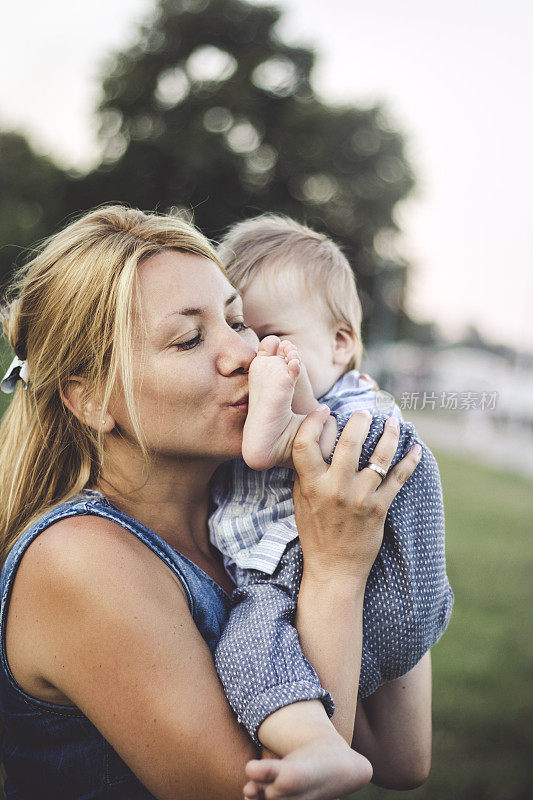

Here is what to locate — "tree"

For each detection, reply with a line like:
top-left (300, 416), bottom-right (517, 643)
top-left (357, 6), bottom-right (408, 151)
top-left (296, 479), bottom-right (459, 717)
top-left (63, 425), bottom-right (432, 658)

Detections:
top-left (69, 0), bottom-right (415, 334)
top-left (0, 133), bottom-right (69, 286)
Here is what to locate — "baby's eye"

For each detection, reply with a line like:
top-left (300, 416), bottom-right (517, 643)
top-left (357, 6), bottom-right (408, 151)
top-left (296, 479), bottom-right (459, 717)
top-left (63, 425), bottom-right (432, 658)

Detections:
top-left (175, 333), bottom-right (202, 351)
top-left (231, 321), bottom-right (249, 331)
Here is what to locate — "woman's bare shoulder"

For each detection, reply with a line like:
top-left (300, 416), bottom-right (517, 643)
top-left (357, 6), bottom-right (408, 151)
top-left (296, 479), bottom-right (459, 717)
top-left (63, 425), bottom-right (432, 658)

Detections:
top-left (24, 511), bottom-right (152, 558)
top-left (14, 512), bottom-right (189, 612)
top-left (5, 512), bottom-right (190, 709)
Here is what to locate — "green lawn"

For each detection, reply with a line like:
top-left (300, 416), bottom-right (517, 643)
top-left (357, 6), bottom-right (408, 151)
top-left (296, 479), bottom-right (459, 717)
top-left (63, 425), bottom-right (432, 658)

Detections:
top-left (350, 452), bottom-right (533, 800)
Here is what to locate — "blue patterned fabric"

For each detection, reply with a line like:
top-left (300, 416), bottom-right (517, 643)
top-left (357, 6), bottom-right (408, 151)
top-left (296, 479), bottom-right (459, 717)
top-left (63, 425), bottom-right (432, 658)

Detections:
top-left (0, 490), bottom-right (232, 800)
top-left (210, 387), bottom-right (454, 743)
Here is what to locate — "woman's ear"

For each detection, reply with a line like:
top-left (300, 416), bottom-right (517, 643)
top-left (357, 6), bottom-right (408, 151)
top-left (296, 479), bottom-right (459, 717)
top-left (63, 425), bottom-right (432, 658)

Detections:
top-left (332, 327), bottom-right (356, 367)
top-left (60, 377), bottom-right (115, 433)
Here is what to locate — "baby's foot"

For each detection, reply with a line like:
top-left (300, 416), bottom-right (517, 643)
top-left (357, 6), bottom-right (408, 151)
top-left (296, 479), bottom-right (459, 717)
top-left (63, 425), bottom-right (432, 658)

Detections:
top-left (290, 359), bottom-right (319, 415)
top-left (242, 336), bottom-right (306, 471)
top-left (243, 738), bottom-right (373, 800)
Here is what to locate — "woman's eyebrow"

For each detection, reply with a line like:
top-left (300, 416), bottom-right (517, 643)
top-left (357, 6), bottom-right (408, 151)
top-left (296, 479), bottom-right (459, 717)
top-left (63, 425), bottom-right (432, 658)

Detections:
top-left (157, 292), bottom-right (241, 329)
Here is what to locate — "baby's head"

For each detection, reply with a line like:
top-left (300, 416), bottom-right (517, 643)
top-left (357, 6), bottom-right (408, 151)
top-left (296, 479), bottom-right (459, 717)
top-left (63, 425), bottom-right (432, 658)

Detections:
top-left (218, 214), bottom-right (363, 398)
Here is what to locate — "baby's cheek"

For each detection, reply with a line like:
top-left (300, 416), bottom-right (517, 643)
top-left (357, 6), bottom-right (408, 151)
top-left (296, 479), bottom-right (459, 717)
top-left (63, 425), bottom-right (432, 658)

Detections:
top-left (306, 365), bottom-right (332, 398)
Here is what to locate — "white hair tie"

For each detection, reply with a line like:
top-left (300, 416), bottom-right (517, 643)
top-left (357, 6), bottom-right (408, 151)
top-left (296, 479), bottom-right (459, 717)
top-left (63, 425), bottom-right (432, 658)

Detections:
top-left (1, 357), bottom-right (29, 393)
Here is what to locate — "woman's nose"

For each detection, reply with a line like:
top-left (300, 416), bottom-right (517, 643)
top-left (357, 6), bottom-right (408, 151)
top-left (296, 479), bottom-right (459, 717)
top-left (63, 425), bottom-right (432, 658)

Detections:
top-left (217, 326), bottom-right (258, 376)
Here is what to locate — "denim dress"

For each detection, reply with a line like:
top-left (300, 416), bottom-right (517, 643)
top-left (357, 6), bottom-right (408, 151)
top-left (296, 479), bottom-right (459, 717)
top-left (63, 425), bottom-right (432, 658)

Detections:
top-left (0, 490), bottom-right (232, 800)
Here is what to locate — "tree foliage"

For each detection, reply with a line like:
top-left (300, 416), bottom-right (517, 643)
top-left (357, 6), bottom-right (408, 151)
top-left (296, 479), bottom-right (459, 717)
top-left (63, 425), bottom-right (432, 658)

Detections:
top-left (0, 133), bottom-right (69, 286)
top-left (0, 0), bottom-right (416, 339)
top-left (68, 0), bottom-right (415, 334)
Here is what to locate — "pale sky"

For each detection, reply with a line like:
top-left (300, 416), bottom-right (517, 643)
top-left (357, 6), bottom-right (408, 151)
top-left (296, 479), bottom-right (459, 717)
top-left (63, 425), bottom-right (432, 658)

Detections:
top-left (2, 0), bottom-right (532, 352)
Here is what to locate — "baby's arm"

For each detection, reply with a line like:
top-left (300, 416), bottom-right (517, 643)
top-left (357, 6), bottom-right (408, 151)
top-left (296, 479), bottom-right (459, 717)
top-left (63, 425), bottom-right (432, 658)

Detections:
top-left (214, 542), bottom-right (333, 746)
top-left (215, 543), bottom-right (374, 799)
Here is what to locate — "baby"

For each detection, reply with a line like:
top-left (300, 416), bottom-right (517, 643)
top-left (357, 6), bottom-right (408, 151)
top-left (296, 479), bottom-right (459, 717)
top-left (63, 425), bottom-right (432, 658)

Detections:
top-left (209, 215), bottom-right (454, 798)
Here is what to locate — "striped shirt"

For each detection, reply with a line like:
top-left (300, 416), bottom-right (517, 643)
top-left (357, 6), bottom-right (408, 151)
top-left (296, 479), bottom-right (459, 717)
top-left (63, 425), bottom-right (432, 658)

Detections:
top-left (209, 371), bottom-right (402, 583)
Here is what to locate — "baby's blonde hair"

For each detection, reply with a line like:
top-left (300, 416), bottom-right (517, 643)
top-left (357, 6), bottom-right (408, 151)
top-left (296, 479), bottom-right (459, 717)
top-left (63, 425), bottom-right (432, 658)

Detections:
top-left (218, 214), bottom-right (363, 370)
top-left (0, 205), bottom-right (219, 566)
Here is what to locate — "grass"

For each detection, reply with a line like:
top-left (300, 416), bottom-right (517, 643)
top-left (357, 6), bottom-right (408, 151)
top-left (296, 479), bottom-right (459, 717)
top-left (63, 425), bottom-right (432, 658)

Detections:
top-left (349, 452), bottom-right (533, 800)
top-left (1, 342), bottom-right (531, 798)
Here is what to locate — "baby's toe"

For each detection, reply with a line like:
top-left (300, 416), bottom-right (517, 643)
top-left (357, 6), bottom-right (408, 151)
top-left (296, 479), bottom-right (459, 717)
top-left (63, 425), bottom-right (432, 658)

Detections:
top-left (280, 340), bottom-right (299, 362)
top-left (287, 358), bottom-right (301, 381)
top-left (258, 335), bottom-right (280, 357)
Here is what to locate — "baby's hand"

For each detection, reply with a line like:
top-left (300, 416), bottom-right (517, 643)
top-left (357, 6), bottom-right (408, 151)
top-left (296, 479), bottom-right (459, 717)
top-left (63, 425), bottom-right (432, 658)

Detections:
top-left (359, 372), bottom-right (380, 391)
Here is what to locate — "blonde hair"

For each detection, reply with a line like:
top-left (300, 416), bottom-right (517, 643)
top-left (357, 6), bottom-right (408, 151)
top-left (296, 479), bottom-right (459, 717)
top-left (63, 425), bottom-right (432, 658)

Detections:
top-left (218, 214), bottom-right (363, 369)
top-left (0, 205), bottom-right (219, 566)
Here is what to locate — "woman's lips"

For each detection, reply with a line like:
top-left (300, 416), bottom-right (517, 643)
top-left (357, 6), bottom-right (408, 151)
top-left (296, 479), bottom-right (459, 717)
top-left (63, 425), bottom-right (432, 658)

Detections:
top-left (230, 397), bottom-right (249, 412)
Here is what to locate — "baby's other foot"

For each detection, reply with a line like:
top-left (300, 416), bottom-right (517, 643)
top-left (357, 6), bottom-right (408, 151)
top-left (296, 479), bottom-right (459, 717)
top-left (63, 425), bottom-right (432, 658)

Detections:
top-left (243, 738), bottom-right (372, 800)
top-left (242, 335), bottom-right (305, 470)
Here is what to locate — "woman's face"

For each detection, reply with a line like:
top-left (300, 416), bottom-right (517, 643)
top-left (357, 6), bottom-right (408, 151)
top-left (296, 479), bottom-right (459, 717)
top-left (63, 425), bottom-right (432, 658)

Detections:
top-left (109, 250), bottom-right (259, 462)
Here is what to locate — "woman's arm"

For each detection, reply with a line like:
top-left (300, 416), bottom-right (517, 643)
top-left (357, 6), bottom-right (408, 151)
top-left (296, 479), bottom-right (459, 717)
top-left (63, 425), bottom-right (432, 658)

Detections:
top-left (352, 652), bottom-right (432, 789)
top-left (291, 409), bottom-right (434, 786)
top-left (10, 515), bottom-right (257, 800)
top-left (291, 409), bottom-right (422, 744)
top-left (295, 569), bottom-right (366, 743)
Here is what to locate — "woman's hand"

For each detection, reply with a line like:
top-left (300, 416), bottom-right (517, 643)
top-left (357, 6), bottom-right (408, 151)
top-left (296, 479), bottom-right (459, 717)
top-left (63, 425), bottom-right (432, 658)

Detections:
top-left (292, 407), bottom-right (421, 585)
top-left (291, 407), bottom-right (422, 744)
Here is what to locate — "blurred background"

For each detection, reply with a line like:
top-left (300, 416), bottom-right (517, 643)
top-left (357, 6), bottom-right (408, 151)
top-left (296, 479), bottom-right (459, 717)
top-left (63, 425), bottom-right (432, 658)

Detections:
top-left (1, 1), bottom-right (532, 797)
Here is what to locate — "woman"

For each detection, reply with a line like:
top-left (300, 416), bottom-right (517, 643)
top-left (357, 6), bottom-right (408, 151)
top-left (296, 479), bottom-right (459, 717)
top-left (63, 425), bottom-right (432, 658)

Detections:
top-left (0, 205), bottom-right (430, 799)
